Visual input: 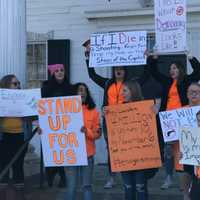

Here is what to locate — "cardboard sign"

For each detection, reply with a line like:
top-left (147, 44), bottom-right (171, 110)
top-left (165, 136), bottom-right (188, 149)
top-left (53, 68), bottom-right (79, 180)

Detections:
top-left (180, 127), bottom-right (200, 166)
top-left (159, 106), bottom-right (200, 142)
top-left (105, 100), bottom-right (162, 172)
top-left (0, 88), bottom-right (41, 117)
top-left (38, 96), bottom-right (88, 167)
top-left (89, 31), bottom-right (147, 68)
top-left (154, 0), bottom-right (186, 53)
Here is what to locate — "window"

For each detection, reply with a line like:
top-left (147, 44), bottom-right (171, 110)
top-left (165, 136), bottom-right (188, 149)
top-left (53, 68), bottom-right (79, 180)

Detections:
top-left (27, 42), bottom-right (47, 88)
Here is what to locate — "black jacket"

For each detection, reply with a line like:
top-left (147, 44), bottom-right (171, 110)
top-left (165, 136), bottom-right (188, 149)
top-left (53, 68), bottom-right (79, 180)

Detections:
top-left (41, 77), bottom-right (75, 98)
top-left (86, 59), bottom-right (151, 107)
top-left (149, 57), bottom-right (200, 111)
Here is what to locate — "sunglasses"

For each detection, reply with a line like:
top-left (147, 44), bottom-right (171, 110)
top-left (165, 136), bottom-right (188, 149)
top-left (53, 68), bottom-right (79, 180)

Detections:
top-left (11, 81), bottom-right (20, 87)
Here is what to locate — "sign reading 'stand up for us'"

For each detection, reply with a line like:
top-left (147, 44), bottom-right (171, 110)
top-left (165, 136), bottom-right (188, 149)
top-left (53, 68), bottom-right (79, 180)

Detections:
top-left (89, 31), bottom-right (147, 68)
top-left (38, 96), bottom-right (88, 167)
top-left (154, 0), bottom-right (186, 53)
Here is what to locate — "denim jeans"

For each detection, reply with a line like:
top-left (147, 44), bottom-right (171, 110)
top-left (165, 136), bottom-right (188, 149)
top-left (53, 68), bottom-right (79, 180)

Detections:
top-left (164, 144), bottom-right (174, 176)
top-left (121, 170), bottom-right (148, 200)
top-left (65, 156), bottom-right (94, 200)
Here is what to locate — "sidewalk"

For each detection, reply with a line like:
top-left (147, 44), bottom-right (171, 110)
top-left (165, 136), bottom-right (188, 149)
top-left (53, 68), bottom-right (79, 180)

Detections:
top-left (23, 153), bottom-right (183, 200)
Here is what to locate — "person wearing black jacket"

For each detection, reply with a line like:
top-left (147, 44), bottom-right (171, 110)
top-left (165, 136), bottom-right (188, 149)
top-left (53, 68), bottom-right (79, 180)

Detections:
top-left (41, 64), bottom-right (75, 188)
top-left (148, 55), bottom-right (200, 197)
top-left (84, 42), bottom-right (152, 188)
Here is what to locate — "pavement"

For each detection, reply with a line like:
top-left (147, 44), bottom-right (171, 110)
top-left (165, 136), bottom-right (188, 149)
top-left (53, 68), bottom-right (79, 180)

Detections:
top-left (21, 151), bottom-right (183, 200)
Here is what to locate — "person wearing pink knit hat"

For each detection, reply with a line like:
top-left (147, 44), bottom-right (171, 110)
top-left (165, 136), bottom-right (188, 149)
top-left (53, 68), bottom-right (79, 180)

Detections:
top-left (41, 63), bottom-right (75, 188)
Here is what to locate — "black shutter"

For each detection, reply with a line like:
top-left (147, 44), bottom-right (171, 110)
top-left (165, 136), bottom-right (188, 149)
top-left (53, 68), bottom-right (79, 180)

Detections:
top-left (48, 39), bottom-right (70, 83)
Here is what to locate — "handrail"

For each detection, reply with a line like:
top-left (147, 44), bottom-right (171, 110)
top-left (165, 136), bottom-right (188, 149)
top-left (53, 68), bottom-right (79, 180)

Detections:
top-left (0, 128), bottom-right (38, 182)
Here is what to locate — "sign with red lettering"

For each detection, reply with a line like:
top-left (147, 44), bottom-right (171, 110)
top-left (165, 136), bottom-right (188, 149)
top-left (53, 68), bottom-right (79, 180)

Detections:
top-left (89, 31), bottom-right (147, 68)
top-left (154, 0), bottom-right (186, 53)
top-left (38, 96), bottom-right (88, 167)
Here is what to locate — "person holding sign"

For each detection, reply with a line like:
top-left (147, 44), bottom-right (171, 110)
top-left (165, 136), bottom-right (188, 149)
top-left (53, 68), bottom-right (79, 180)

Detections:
top-left (66, 82), bottom-right (101, 200)
top-left (84, 39), bottom-right (127, 188)
top-left (120, 79), bottom-right (149, 200)
top-left (182, 83), bottom-right (200, 200)
top-left (149, 54), bottom-right (200, 190)
top-left (41, 64), bottom-right (75, 188)
top-left (83, 39), bottom-right (150, 189)
top-left (0, 74), bottom-right (38, 198)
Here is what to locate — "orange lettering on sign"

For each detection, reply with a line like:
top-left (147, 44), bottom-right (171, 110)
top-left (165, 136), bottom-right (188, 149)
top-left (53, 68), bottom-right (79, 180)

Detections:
top-left (46, 99), bottom-right (54, 114)
top-left (62, 115), bottom-right (71, 130)
top-left (48, 116), bottom-right (61, 131)
top-left (55, 98), bottom-right (64, 114)
top-left (68, 132), bottom-right (79, 147)
top-left (48, 133), bottom-right (57, 148)
top-left (66, 149), bottom-right (76, 164)
top-left (73, 98), bottom-right (81, 113)
top-left (38, 99), bottom-right (46, 115)
top-left (58, 134), bottom-right (67, 148)
top-left (63, 98), bottom-right (73, 113)
top-left (53, 150), bottom-right (64, 164)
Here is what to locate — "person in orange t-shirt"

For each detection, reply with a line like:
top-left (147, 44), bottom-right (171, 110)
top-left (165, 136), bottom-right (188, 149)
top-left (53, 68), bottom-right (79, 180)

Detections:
top-left (149, 54), bottom-right (200, 193)
top-left (66, 82), bottom-right (101, 200)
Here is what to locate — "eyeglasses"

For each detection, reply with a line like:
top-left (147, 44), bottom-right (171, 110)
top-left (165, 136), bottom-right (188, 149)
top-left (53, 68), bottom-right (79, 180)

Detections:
top-left (11, 81), bottom-right (20, 87)
top-left (187, 90), bottom-right (200, 96)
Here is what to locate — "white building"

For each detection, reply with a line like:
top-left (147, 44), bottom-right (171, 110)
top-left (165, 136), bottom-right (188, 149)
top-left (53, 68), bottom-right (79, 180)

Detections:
top-left (1, 0), bottom-right (200, 163)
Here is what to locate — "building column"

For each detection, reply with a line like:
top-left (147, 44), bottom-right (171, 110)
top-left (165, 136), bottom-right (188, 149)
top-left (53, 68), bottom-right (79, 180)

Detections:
top-left (0, 0), bottom-right (26, 85)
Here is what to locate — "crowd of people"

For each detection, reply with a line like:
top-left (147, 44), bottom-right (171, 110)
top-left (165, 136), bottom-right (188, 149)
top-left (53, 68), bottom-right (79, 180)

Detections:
top-left (0, 42), bottom-right (200, 200)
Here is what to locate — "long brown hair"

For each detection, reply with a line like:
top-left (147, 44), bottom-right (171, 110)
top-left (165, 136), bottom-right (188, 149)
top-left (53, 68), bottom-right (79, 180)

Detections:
top-left (124, 79), bottom-right (144, 102)
top-left (170, 61), bottom-right (185, 84)
top-left (0, 74), bottom-right (16, 89)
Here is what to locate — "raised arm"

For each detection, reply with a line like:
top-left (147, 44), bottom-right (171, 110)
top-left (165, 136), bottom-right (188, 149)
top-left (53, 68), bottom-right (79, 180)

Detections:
top-left (148, 56), bottom-right (169, 84)
top-left (85, 59), bottom-right (108, 89)
top-left (187, 56), bottom-right (200, 82)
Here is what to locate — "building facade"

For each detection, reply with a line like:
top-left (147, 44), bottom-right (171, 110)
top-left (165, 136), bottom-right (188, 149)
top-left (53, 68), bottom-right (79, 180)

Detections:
top-left (26, 0), bottom-right (200, 163)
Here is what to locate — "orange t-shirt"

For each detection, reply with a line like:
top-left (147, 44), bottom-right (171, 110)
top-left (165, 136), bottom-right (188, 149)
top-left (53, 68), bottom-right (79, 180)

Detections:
top-left (166, 80), bottom-right (182, 111)
top-left (82, 105), bottom-right (101, 157)
top-left (166, 80), bottom-right (183, 171)
top-left (107, 82), bottom-right (124, 105)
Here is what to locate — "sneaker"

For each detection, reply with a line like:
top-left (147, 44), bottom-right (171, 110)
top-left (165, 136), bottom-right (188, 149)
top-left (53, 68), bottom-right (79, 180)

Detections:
top-left (104, 178), bottom-right (115, 189)
top-left (160, 177), bottom-right (173, 190)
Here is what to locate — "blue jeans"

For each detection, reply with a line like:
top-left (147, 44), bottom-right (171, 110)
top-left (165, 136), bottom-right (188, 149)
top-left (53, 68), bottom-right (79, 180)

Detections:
top-left (164, 144), bottom-right (174, 176)
top-left (65, 157), bottom-right (94, 200)
top-left (121, 170), bottom-right (148, 200)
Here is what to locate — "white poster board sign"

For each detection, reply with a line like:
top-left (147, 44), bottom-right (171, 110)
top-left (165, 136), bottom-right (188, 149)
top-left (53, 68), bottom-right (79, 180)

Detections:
top-left (159, 106), bottom-right (200, 142)
top-left (180, 127), bottom-right (200, 166)
top-left (154, 0), bottom-right (186, 53)
top-left (89, 31), bottom-right (147, 68)
top-left (38, 96), bottom-right (88, 167)
top-left (0, 88), bottom-right (41, 117)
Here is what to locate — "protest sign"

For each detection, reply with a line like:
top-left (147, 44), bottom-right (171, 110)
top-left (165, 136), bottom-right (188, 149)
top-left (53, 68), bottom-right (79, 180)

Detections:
top-left (180, 127), bottom-right (200, 166)
top-left (0, 88), bottom-right (41, 117)
top-left (89, 31), bottom-right (147, 68)
top-left (38, 96), bottom-right (88, 167)
top-left (154, 0), bottom-right (186, 53)
top-left (159, 105), bottom-right (200, 142)
top-left (105, 100), bottom-right (161, 172)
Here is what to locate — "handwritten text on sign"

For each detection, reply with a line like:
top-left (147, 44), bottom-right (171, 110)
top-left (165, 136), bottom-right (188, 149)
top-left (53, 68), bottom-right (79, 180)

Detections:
top-left (105, 100), bottom-right (161, 172)
top-left (89, 31), bottom-right (147, 68)
top-left (38, 96), bottom-right (88, 167)
top-left (180, 127), bottom-right (200, 166)
top-left (154, 0), bottom-right (186, 53)
top-left (0, 88), bottom-right (41, 117)
top-left (159, 106), bottom-right (200, 142)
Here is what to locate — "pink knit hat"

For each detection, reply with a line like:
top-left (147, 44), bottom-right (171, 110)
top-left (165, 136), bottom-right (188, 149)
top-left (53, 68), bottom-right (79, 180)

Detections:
top-left (48, 64), bottom-right (64, 76)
